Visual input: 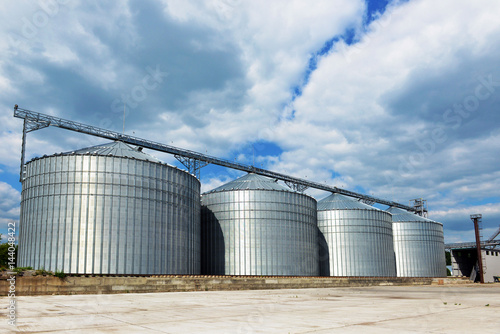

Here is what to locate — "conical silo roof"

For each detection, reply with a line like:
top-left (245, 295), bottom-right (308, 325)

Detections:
top-left (63, 141), bottom-right (161, 163)
top-left (387, 206), bottom-right (440, 224)
top-left (206, 173), bottom-right (291, 193)
top-left (318, 193), bottom-right (383, 211)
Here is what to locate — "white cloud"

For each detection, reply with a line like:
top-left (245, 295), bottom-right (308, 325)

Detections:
top-left (264, 0), bottom-right (500, 214)
top-left (158, 0), bottom-right (365, 149)
top-left (1, 0), bottom-right (365, 162)
top-left (0, 181), bottom-right (20, 229)
top-left (433, 204), bottom-right (500, 224)
top-left (443, 224), bottom-right (500, 244)
top-left (200, 174), bottom-right (234, 194)
top-left (443, 229), bottom-right (475, 244)
top-left (0, 127), bottom-right (22, 171)
top-left (1, 0), bottom-right (500, 241)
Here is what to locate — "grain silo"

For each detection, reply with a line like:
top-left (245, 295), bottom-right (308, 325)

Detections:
top-left (387, 207), bottom-right (446, 277)
top-left (18, 141), bottom-right (200, 275)
top-left (317, 193), bottom-right (396, 277)
top-left (201, 173), bottom-right (319, 276)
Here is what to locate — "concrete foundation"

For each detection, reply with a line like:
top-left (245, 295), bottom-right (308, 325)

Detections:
top-left (0, 275), bottom-right (454, 296)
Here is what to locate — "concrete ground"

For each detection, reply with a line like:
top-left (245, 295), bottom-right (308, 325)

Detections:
top-left (1, 285), bottom-right (499, 333)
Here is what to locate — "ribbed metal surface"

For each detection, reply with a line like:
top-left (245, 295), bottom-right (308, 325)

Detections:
top-left (201, 173), bottom-right (319, 276)
top-left (388, 207), bottom-right (446, 277)
top-left (207, 173), bottom-right (291, 192)
top-left (18, 141), bottom-right (201, 275)
top-left (318, 194), bottom-right (396, 277)
top-left (70, 141), bottom-right (162, 163)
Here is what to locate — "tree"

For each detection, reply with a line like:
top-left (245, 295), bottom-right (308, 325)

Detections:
top-left (445, 251), bottom-right (451, 266)
top-left (0, 234), bottom-right (18, 269)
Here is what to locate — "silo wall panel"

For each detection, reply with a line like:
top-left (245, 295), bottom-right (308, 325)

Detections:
top-left (201, 189), bottom-right (319, 276)
top-left (18, 154), bottom-right (200, 275)
top-left (318, 209), bottom-right (396, 277)
top-left (393, 221), bottom-right (446, 277)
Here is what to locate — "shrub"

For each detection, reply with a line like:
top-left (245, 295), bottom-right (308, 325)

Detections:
top-left (54, 270), bottom-right (66, 279)
top-left (35, 267), bottom-right (52, 276)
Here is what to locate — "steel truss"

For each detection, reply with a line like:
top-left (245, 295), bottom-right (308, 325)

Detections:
top-left (13, 105), bottom-right (416, 212)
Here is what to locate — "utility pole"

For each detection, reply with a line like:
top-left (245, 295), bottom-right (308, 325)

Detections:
top-left (471, 214), bottom-right (484, 284)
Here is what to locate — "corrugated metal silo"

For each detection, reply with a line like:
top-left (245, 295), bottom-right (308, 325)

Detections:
top-left (387, 207), bottom-right (446, 277)
top-left (18, 141), bottom-right (201, 275)
top-left (317, 193), bottom-right (396, 277)
top-left (201, 173), bottom-right (319, 276)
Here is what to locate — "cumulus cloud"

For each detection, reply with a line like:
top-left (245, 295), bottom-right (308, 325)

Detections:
top-left (156, 0), bottom-right (365, 152)
top-left (261, 0), bottom-right (500, 239)
top-left (0, 181), bottom-right (20, 229)
top-left (1, 0), bottom-right (499, 243)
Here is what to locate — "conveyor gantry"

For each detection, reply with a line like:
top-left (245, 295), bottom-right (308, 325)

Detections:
top-left (13, 105), bottom-right (417, 212)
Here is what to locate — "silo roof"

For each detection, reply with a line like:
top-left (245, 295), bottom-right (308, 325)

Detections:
top-left (63, 141), bottom-right (162, 163)
top-left (318, 193), bottom-right (384, 211)
top-left (387, 206), bottom-right (440, 224)
top-left (207, 173), bottom-right (292, 193)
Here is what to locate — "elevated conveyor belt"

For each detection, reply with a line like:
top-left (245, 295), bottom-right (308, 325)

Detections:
top-left (13, 105), bottom-right (416, 212)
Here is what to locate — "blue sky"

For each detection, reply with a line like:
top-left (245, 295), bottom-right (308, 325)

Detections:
top-left (1, 0), bottom-right (500, 244)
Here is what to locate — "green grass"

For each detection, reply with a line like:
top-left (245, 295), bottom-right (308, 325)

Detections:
top-left (54, 270), bottom-right (66, 279)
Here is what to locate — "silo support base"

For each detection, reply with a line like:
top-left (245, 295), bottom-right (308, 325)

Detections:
top-left (0, 276), bottom-right (467, 296)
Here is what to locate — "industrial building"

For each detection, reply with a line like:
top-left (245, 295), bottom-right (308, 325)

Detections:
top-left (14, 106), bottom-right (448, 278)
top-left (450, 248), bottom-right (500, 283)
top-left (318, 194), bottom-right (396, 277)
top-left (18, 141), bottom-right (201, 275)
top-left (201, 173), bottom-right (319, 276)
top-left (447, 224), bottom-right (500, 283)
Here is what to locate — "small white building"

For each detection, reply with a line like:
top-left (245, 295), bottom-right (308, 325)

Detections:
top-left (451, 248), bottom-right (500, 283)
